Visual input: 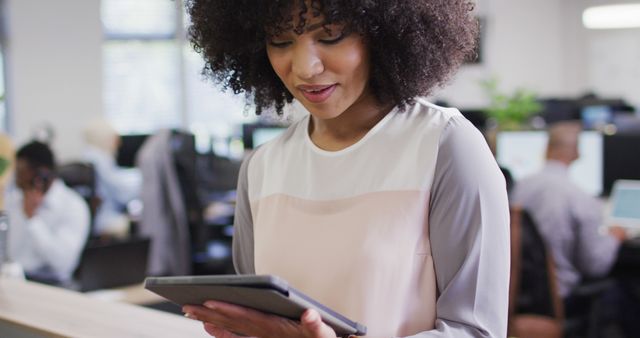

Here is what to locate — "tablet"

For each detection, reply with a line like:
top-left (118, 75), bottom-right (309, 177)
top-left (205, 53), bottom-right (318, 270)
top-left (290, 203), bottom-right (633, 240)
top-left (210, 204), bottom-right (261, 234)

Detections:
top-left (144, 274), bottom-right (367, 336)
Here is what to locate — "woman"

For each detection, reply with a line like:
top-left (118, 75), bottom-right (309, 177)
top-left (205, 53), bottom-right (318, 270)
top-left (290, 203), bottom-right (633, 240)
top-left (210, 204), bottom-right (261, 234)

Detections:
top-left (183, 1), bottom-right (510, 337)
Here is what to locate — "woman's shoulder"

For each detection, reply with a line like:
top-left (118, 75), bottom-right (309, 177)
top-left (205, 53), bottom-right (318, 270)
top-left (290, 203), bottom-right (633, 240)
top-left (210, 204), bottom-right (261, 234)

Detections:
top-left (400, 98), bottom-right (465, 129)
top-left (387, 98), bottom-right (470, 141)
top-left (414, 97), bottom-right (462, 116)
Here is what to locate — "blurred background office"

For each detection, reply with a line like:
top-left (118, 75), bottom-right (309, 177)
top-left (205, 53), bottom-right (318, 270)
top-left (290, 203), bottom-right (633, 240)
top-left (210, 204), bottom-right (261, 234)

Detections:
top-left (82, 117), bottom-right (141, 237)
top-left (1, 0), bottom-right (639, 160)
top-left (0, 0), bottom-right (639, 337)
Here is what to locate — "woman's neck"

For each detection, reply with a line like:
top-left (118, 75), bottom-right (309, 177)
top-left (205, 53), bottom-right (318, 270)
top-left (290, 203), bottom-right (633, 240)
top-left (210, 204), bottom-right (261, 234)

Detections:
top-left (308, 97), bottom-right (394, 151)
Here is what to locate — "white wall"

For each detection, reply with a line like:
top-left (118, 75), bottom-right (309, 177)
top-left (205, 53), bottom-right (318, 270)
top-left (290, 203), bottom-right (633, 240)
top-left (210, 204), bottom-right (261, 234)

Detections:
top-left (4, 0), bottom-right (102, 162)
top-left (437, 0), bottom-right (571, 108)
top-left (437, 0), bottom-right (640, 110)
top-left (554, 0), bottom-right (590, 98)
top-left (582, 0), bottom-right (640, 108)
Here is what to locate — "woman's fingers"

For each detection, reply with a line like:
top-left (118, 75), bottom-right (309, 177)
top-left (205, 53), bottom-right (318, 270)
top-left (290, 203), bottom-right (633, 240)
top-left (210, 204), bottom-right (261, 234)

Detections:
top-left (300, 309), bottom-right (337, 338)
top-left (203, 322), bottom-right (245, 338)
top-left (184, 302), bottom-right (287, 337)
top-left (184, 302), bottom-right (337, 338)
top-left (185, 304), bottom-right (244, 334)
top-left (202, 322), bottom-right (218, 336)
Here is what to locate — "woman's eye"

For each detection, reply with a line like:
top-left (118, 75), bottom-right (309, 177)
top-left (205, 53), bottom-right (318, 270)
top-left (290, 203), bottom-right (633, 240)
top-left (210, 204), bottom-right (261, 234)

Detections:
top-left (319, 32), bottom-right (345, 45)
top-left (268, 40), bottom-right (292, 48)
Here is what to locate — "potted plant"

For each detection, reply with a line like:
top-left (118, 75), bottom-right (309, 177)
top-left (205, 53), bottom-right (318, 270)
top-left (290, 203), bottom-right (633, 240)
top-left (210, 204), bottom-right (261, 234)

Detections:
top-left (481, 77), bottom-right (543, 130)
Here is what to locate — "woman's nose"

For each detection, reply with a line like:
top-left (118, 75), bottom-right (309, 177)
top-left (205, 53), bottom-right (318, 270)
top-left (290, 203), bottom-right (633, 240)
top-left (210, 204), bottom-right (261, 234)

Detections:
top-left (292, 44), bottom-right (324, 80)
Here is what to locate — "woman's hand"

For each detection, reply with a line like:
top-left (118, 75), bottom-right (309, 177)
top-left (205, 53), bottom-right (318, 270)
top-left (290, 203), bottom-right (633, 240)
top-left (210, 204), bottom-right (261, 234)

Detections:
top-left (183, 301), bottom-right (338, 338)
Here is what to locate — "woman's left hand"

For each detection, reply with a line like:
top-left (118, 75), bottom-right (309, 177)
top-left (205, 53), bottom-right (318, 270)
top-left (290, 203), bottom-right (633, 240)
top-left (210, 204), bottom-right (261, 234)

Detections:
top-left (183, 301), bottom-right (338, 338)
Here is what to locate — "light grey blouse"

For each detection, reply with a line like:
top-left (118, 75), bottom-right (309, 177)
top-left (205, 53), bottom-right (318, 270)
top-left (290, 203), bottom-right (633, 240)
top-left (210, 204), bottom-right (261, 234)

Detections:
top-left (233, 110), bottom-right (510, 337)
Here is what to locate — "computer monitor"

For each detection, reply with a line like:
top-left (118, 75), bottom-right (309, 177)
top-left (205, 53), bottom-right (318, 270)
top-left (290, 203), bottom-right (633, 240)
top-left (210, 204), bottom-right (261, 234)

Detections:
top-left (603, 133), bottom-right (640, 196)
top-left (539, 98), bottom-right (580, 124)
top-left (606, 180), bottom-right (640, 232)
top-left (581, 105), bottom-right (612, 130)
top-left (496, 130), bottom-right (603, 196)
top-left (75, 237), bottom-right (150, 292)
top-left (116, 134), bottom-right (149, 167)
top-left (242, 123), bottom-right (287, 149)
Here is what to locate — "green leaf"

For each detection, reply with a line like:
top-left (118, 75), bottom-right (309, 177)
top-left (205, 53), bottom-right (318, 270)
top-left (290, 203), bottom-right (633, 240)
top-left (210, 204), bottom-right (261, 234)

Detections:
top-left (0, 157), bottom-right (9, 176)
top-left (480, 78), bottom-right (542, 130)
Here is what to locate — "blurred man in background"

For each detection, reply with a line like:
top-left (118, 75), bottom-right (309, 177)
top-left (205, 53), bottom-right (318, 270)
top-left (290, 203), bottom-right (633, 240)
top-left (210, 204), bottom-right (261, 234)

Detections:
top-left (512, 121), bottom-right (626, 298)
top-left (6, 141), bottom-right (89, 284)
top-left (511, 121), bottom-right (635, 336)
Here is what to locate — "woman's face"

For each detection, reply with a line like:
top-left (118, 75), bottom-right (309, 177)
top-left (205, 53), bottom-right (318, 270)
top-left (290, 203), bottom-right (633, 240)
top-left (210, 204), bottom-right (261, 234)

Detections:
top-left (266, 14), bottom-right (373, 120)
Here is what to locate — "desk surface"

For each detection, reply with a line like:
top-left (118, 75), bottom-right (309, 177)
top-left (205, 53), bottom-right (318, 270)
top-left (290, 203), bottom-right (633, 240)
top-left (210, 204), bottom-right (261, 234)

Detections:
top-left (0, 278), bottom-right (208, 338)
top-left (85, 282), bottom-right (166, 305)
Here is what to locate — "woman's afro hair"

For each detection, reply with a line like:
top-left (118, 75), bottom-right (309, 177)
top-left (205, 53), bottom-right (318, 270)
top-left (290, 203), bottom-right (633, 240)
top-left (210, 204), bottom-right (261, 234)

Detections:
top-left (186, 0), bottom-right (478, 114)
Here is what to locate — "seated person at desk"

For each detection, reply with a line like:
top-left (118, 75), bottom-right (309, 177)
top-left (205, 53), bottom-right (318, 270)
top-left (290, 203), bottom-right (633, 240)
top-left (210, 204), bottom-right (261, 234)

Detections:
top-left (6, 141), bottom-right (90, 284)
top-left (83, 118), bottom-right (141, 236)
top-left (512, 121), bottom-right (627, 299)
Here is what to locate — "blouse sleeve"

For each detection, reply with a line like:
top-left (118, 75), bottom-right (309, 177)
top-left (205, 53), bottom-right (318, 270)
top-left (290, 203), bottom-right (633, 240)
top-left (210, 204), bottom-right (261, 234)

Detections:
top-left (407, 115), bottom-right (510, 337)
top-left (232, 151), bottom-right (256, 274)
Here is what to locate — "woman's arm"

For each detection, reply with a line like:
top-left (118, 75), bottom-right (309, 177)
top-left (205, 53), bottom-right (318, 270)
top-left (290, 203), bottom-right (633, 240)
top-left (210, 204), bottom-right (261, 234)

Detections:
top-left (408, 116), bottom-right (510, 337)
top-left (232, 150), bottom-right (257, 274)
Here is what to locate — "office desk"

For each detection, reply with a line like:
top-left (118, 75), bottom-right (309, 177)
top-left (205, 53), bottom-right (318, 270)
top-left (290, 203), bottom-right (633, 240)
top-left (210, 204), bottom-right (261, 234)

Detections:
top-left (85, 283), bottom-right (166, 306)
top-left (0, 278), bottom-right (208, 338)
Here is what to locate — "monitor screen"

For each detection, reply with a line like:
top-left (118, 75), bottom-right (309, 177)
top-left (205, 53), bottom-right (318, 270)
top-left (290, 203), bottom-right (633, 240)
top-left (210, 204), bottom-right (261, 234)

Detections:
top-left (497, 130), bottom-right (603, 196)
top-left (242, 124), bottom-right (287, 149)
top-left (581, 105), bottom-right (612, 130)
top-left (603, 134), bottom-right (640, 196)
top-left (253, 128), bottom-right (286, 148)
top-left (612, 186), bottom-right (640, 220)
top-left (116, 134), bottom-right (149, 167)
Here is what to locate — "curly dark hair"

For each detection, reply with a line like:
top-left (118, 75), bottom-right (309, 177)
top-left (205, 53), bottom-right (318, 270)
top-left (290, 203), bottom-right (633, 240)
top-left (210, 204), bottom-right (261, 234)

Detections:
top-left (186, 0), bottom-right (478, 114)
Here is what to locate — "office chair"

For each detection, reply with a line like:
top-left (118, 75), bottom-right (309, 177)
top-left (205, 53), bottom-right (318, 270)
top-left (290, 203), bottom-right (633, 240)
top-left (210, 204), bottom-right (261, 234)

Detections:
top-left (563, 277), bottom-right (616, 338)
top-left (136, 129), bottom-right (234, 276)
top-left (508, 207), bottom-right (564, 338)
top-left (57, 162), bottom-right (100, 234)
top-left (171, 131), bottom-right (235, 275)
top-left (170, 130), bottom-right (204, 254)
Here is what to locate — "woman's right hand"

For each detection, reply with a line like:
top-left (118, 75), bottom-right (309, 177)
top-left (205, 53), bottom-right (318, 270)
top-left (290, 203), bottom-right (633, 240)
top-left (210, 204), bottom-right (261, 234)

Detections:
top-left (201, 322), bottom-right (252, 338)
top-left (183, 301), bottom-right (339, 338)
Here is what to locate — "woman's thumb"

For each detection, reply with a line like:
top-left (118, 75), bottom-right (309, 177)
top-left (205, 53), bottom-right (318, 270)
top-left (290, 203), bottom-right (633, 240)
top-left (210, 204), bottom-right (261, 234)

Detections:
top-left (301, 309), bottom-right (325, 334)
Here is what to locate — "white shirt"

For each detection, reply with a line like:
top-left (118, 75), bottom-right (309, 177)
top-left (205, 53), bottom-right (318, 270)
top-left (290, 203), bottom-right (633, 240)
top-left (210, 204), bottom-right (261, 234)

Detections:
top-left (83, 146), bottom-right (141, 235)
top-left (6, 179), bottom-right (90, 282)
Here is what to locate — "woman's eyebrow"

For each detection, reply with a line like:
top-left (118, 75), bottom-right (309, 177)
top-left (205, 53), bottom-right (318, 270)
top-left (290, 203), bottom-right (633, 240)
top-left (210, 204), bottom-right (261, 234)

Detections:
top-left (305, 22), bottom-right (327, 32)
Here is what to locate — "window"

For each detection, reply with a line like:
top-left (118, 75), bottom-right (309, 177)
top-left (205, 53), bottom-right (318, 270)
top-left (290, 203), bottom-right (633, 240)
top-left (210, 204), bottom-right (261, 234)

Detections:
top-left (101, 0), bottom-right (256, 152)
top-left (0, 0), bottom-right (6, 132)
top-left (0, 46), bottom-right (6, 132)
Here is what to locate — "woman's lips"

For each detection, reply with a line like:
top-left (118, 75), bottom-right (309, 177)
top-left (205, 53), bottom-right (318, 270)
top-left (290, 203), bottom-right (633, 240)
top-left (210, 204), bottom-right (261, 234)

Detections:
top-left (298, 84), bottom-right (337, 103)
